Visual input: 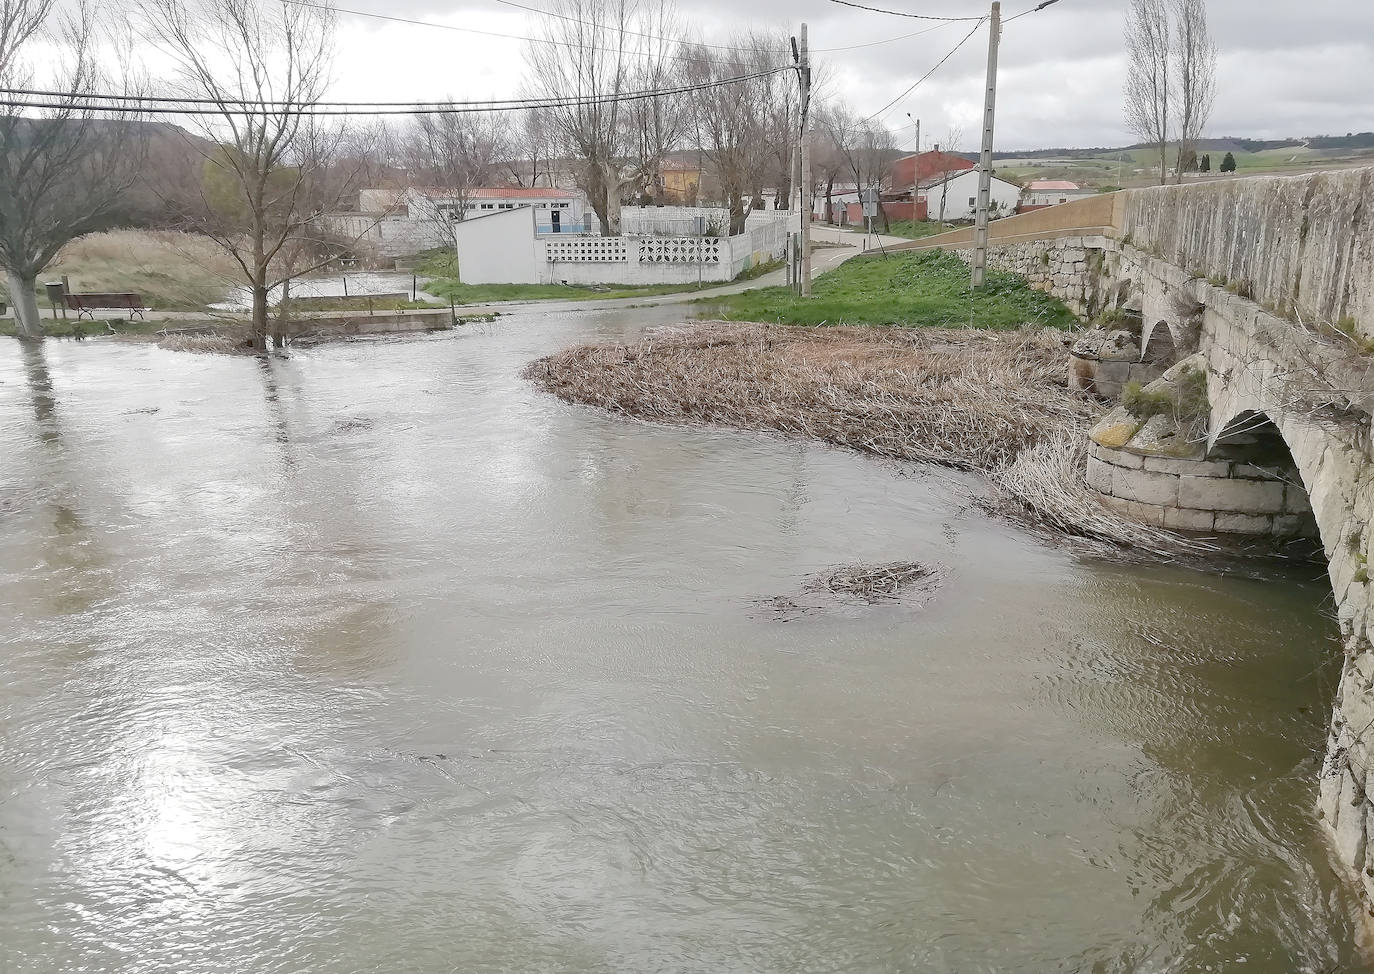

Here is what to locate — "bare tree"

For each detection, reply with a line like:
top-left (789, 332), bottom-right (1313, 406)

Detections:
top-left (505, 108), bottom-right (556, 188)
top-left (525, 0), bottom-right (636, 235)
top-left (621, 3), bottom-right (688, 204)
top-left (0, 0), bottom-right (146, 339)
top-left (405, 110), bottom-right (509, 239)
top-left (1171, 0), bottom-right (1215, 184)
top-left (684, 42), bottom-right (771, 234)
top-left (141, 0), bottom-right (345, 351)
top-left (1124, 0), bottom-right (1171, 185)
top-left (934, 125), bottom-right (964, 227)
top-left (813, 103), bottom-right (851, 225)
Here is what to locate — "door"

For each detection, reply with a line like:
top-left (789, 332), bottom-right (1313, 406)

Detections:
top-left (551, 209), bottom-right (561, 234)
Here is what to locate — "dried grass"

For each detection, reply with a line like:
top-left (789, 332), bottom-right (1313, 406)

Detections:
top-left (808, 562), bottom-right (935, 602)
top-left (526, 321), bottom-right (1215, 558)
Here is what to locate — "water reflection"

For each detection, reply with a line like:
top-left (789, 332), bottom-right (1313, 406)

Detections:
top-left (0, 316), bottom-right (1366, 973)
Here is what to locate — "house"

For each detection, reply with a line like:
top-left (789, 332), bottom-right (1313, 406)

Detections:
top-left (444, 187), bottom-right (591, 235)
top-left (324, 186), bottom-right (593, 258)
top-left (1018, 180), bottom-right (1098, 212)
top-left (916, 170), bottom-right (1020, 223)
top-left (657, 161), bottom-right (704, 205)
top-left (889, 149), bottom-right (975, 193)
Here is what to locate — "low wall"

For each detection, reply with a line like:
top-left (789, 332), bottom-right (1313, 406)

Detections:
top-left (541, 217), bottom-right (788, 286)
top-left (888, 192), bottom-right (1121, 253)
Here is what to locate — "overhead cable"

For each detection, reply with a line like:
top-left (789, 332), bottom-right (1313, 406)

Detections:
top-left (0, 66), bottom-right (792, 117)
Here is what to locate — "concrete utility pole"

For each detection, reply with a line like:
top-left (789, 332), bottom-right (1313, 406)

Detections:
top-left (971, 1), bottom-right (1001, 288)
top-left (798, 23), bottom-right (813, 297)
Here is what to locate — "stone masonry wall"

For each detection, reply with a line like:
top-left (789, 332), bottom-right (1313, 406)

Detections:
top-left (1088, 440), bottom-right (1316, 536)
top-left (955, 235), bottom-right (1110, 319)
top-left (1120, 168), bottom-right (1374, 342)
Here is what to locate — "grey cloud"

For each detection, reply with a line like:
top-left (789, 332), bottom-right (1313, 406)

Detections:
top-left (335, 0), bottom-right (1374, 148)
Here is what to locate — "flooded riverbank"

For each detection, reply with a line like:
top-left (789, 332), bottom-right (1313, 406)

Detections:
top-left (0, 308), bottom-right (1366, 972)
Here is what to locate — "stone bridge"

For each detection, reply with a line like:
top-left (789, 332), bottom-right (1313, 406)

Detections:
top-left (895, 170), bottom-right (1374, 904)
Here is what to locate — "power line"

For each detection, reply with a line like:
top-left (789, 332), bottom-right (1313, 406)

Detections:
top-left (815, 19), bottom-right (956, 52)
top-left (824, 0), bottom-right (983, 21)
top-left (283, 0), bottom-right (759, 59)
top-left (863, 17), bottom-right (985, 123)
top-left (0, 66), bottom-right (792, 117)
top-left (859, 0), bottom-right (1064, 125)
top-left (282, 0), bottom-right (948, 62)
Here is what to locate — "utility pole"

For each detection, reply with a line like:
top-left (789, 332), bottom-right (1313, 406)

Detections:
top-left (797, 23), bottom-right (813, 297)
top-left (971, 1), bottom-right (1001, 288)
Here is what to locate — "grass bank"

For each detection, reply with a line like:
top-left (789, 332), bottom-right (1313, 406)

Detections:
top-left (0, 231), bottom-right (241, 311)
top-left (0, 317), bottom-right (162, 338)
top-left (527, 322), bottom-right (1210, 558)
top-left (702, 249), bottom-right (1078, 330)
top-left (414, 249), bottom-right (782, 305)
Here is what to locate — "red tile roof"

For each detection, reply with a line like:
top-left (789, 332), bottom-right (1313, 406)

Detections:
top-left (468, 186), bottom-right (574, 199)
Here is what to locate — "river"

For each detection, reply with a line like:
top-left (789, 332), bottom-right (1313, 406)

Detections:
top-left (0, 307), bottom-right (1367, 972)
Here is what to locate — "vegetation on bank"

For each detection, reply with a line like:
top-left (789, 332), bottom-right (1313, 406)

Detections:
top-left (702, 249), bottom-right (1079, 330)
top-left (877, 220), bottom-right (951, 240)
top-left (0, 231), bottom-right (241, 312)
top-left (415, 248), bottom-right (783, 305)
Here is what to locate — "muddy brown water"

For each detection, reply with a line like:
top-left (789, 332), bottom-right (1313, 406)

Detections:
top-left (0, 307), bottom-right (1368, 973)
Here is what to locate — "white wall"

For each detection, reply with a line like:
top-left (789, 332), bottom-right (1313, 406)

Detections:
top-left (453, 207), bottom-right (541, 285)
top-left (451, 210), bottom-right (791, 287)
top-left (919, 170), bottom-right (1020, 221)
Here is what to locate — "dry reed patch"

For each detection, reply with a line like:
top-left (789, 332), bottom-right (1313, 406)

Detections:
top-left (526, 322), bottom-right (1216, 557)
top-left (809, 562), bottom-right (936, 602)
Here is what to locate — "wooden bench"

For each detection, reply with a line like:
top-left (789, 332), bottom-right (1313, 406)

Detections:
top-left (64, 292), bottom-right (146, 320)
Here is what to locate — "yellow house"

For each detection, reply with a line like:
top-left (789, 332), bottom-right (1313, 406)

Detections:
top-left (660, 162), bottom-right (703, 204)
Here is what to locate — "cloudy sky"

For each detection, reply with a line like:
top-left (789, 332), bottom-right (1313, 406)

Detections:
top-left (321, 0), bottom-right (1374, 151)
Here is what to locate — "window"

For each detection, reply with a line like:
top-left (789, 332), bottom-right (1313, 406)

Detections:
top-left (1059, 197), bottom-right (1068, 204)
top-left (969, 197), bottom-right (976, 207)
top-left (480, 203), bottom-right (494, 210)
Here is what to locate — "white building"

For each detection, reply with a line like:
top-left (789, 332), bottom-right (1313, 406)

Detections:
top-left (916, 170), bottom-right (1021, 222)
top-left (324, 186), bottom-right (592, 259)
top-left (452, 205), bottom-right (791, 287)
top-left (1019, 180), bottom-right (1099, 211)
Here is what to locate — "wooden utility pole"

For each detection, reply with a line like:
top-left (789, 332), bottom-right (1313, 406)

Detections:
top-left (971, 1), bottom-right (1001, 288)
top-left (798, 22), bottom-right (813, 297)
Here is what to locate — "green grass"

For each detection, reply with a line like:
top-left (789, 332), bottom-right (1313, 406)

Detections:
top-left (882, 220), bottom-right (951, 240)
top-left (700, 249), bottom-right (1079, 330)
top-left (415, 248), bottom-right (783, 305)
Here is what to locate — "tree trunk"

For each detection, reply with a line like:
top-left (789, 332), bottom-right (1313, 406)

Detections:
top-left (824, 177), bottom-right (834, 225)
top-left (251, 278), bottom-right (269, 353)
top-left (6, 269), bottom-right (43, 340)
top-left (272, 278), bottom-right (290, 349)
top-left (728, 189), bottom-right (746, 236)
top-left (596, 160), bottom-right (622, 236)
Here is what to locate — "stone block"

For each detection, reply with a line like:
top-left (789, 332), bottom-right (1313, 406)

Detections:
top-left (1231, 462), bottom-right (1286, 480)
top-left (1214, 511), bottom-right (1275, 534)
top-left (1098, 493), bottom-right (1166, 527)
top-left (1086, 455), bottom-right (1112, 492)
top-left (1143, 455), bottom-right (1230, 477)
top-left (1164, 506), bottom-right (1216, 532)
top-left (1093, 445), bottom-right (1143, 469)
top-left (1178, 475), bottom-right (1286, 513)
top-left (1284, 484), bottom-right (1314, 514)
top-left (1274, 513), bottom-right (1319, 538)
top-left (1336, 768), bottom-right (1369, 871)
top-left (1112, 466), bottom-right (1180, 506)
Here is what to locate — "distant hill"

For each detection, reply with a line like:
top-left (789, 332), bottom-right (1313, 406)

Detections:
top-left (993, 133), bottom-right (1374, 160)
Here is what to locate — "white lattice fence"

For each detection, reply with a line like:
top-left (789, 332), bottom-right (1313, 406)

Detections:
top-left (637, 237), bottom-right (723, 263)
top-left (543, 237), bottom-right (629, 262)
